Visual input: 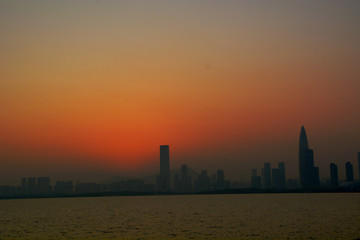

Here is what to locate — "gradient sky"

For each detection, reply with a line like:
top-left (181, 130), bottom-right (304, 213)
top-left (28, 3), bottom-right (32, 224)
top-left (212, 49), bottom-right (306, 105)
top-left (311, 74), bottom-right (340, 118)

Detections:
top-left (1, 1), bottom-right (360, 185)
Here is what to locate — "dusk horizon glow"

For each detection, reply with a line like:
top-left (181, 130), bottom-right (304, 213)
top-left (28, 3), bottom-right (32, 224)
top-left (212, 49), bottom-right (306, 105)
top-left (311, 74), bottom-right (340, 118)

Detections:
top-left (1, 1), bottom-right (360, 185)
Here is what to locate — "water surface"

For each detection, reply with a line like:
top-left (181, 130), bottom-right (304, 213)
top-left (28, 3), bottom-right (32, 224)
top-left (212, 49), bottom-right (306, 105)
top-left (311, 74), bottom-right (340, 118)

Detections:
top-left (1, 193), bottom-right (359, 239)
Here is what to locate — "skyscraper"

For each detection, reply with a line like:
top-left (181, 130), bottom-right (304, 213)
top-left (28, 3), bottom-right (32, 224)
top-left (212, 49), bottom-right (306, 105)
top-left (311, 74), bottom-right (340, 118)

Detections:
top-left (278, 162), bottom-right (286, 188)
top-left (263, 163), bottom-right (271, 189)
top-left (181, 164), bottom-right (192, 192)
top-left (330, 163), bottom-right (338, 187)
top-left (345, 162), bottom-right (354, 182)
top-left (299, 126), bottom-right (320, 188)
top-left (158, 145), bottom-right (170, 191)
top-left (272, 168), bottom-right (281, 189)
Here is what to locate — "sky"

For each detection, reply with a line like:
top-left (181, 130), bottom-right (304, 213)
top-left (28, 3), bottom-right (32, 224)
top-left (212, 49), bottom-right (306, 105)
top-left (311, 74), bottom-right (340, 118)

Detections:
top-left (1, 0), bottom-right (360, 185)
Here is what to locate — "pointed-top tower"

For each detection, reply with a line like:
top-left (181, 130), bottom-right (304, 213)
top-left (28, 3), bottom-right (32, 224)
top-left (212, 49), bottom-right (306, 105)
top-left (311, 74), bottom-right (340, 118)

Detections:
top-left (298, 126), bottom-right (319, 188)
top-left (299, 126), bottom-right (309, 150)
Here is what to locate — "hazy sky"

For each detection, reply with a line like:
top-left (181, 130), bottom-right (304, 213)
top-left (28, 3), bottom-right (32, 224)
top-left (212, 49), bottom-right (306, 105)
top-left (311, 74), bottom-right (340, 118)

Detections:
top-left (1, 1), bottom-right (360, 185)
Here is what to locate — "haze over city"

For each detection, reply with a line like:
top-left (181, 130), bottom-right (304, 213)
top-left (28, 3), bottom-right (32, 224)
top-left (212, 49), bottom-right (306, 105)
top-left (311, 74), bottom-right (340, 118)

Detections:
top-left (1, 1), bottom-right (360, 185)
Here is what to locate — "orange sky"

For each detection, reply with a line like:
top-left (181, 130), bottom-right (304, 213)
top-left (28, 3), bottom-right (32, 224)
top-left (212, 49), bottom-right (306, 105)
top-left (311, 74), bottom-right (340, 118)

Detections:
top-left (1, 1), bottom-right (360, 184)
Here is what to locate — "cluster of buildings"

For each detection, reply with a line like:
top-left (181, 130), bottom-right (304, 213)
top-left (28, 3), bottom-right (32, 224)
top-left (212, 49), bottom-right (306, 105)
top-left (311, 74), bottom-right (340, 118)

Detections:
top-left (0, 126), bottom-right (359, 197)
top-left (156, 145), bottom-right (231, 193)
top-left (251, 162), bottom-right (286, 189)
top-left (251, 126), bottom-right (360, 190)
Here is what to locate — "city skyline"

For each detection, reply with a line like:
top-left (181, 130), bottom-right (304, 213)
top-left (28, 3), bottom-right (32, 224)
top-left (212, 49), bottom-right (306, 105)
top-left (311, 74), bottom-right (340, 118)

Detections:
top-left (2, 127), bottom-right (360, 193)
top-left (1, 126), bottom-right (360, 186)
top-left (1, 1), bottom-right (360, 185)
top-left (2, 134), bottom-right (360, 197)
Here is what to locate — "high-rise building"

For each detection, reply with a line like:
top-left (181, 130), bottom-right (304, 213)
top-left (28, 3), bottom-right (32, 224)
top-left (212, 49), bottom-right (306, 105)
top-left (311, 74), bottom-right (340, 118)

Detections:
top-left (272, 168), bottom-right (281, 188)
top-left (278, 162), bottom-right (286, 188)
top-left (180, 164), bottom-right (192, 192)
top-left (263, 163), bottom-right (271, 189)
top-left (299, 126), bottom-right (320, 188)
top-left (345, 162), bottom-right (354, 182)
top-left (214, 169), bottom-right (230, 190)
top-left (157, 145), bottom-right (170, 191)
top-left (330, 163), bottom-right (338, 187)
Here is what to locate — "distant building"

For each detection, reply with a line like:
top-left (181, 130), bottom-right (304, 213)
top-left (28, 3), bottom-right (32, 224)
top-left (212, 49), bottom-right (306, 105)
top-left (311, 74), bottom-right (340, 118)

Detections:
top-left (263, 163), bottom-right (271, 189)
top-left (174, 173), bottom-right (181, 192)
top-left (37, 177), bottom-right (51, 194)
top-left (195, 170), bottom-right (210, 192)
top-left (125, 179), bottom-right (145, 192)
top-left (157, 145), bottom-right (170, 191)
top-left (299, 126), bottom-right (320, 188)
top-left (76, 182), bottom-right (98, 194)
top-left (272, 168), bottom-right (281, 189)
top-left (28, 177), bottom-right (36, 194)
top-left (287, 178), bottom-right (299, 189)
top-left (21, 177), bottom-right (27, 194)
top-left (54, 181), bottom-right (73, 195)
top-left (278, 162), bottom-right (286, 188)
top-left (211, 174), bottom-right (217, 190)
top-left (330, 163), bottom-right (338, 187)
top-left (180, 164), bottom-right (192, 192)
top-left (215, 169), bottom-right (230, 190)
top-left (346, 162), bottom-right (354, 182)
top-left (251, 169), bottom-right (261, 189)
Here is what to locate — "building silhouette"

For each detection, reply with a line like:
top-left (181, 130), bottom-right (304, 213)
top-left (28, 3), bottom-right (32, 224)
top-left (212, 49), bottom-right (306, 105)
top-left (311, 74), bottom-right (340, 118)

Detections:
top-left (278, 162), bottom-right (286, 188)
top-left (263, 163), bottom-right (271, 189)
top-left (157, 145), bottom-right (170, 191)
top-left (272, 168), bottom-right (281, 188)
top-left (37, 177), bottom-right (51, 194)
top-left (194, 170), bottom-right (210, 192)
top-left (180, 164), bottom-right (192, 192)
top-left (251, 169), bottom-right (261, 189)
top-left (330, 163), bottom-right (338, 187)
top-left (54, 181), bottom-right (73, 194)
top-left (345, 162), bottom-right (354, 182)
top-left (21, 177), bottom-right (27, 194)
top-left (27, 177), bottom-right (36, 194)
top-left (214, 169), bottom-right (230, 190)
top-left (299, 126), bottom-right (320, 188)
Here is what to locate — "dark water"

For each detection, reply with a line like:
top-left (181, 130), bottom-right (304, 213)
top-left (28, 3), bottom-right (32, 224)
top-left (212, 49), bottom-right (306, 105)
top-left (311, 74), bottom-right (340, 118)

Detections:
top-left (1, 193), bottom-right (359, 239)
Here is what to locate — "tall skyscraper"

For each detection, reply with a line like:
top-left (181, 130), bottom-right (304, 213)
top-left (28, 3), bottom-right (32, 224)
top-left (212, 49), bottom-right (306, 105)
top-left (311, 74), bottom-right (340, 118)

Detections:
top-left (330, 163), bottom-right (338, 187)
top-left (345, 162), bottom-right (354, 182)
top-left (263, 163), bottom-right (271, 189)
top-left (299, 126), bottom-right (320, 188)
top-left (158, 145), bottom-right (170, 191)
top-left (272, 168), bottom-right (281, 189)
top-left (278, 162), bottom-right (286, 188)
